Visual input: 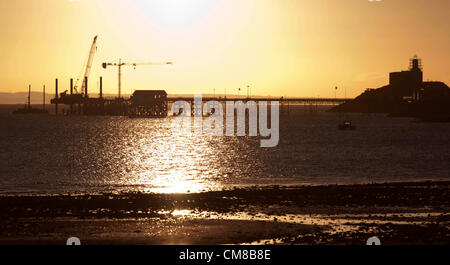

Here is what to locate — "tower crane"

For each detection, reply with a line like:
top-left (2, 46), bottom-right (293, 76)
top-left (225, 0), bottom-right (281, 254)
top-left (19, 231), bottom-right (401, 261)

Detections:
top-left (74, 35), bottom-right (98, 95)
top-left (102, 59), bottom-right (172, 98)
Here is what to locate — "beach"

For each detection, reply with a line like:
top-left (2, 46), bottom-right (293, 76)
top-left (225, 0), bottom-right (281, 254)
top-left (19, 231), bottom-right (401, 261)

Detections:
top-left (1, 181), bottom-right (448, 245)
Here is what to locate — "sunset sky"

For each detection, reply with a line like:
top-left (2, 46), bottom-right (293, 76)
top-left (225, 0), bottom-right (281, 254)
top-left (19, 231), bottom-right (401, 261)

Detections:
top-left (0, 0), bottom-right (449, 98)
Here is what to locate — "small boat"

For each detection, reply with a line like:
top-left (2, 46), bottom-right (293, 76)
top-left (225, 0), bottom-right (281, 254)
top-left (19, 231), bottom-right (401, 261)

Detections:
top-left (338, 120), bottom-right (356, 130)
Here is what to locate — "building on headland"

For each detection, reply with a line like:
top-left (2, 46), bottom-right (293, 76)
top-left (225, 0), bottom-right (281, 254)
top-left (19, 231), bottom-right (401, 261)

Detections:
top-left (330, 55), bottom-right (450, 121)
top-left (389, 56), bottom-right (423, 86)
top-left (389, 55), bottom-right (423, 100)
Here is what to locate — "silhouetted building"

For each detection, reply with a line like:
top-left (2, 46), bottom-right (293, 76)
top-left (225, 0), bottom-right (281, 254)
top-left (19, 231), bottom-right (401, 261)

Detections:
top-left (389, 55), bottom-right (423, 100)
top-left (129, 90), bottom-right (168, 117)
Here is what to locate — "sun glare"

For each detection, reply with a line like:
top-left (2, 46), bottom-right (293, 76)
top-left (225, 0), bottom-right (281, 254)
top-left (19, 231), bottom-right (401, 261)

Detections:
top-left (141, 0), bottom-right (215, 27)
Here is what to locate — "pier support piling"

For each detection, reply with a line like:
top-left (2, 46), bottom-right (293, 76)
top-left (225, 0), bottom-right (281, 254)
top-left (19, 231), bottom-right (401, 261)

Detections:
top-left (55, 78), bottom-right (58, 115)
top-left (100, 76), bottom-right (103, 98)
top-left (70, 79), bottom-right (74, 114)
top-left (84, 77), bottom-right (88, 98)
top-left (43, 85), bottom-right (45, 111)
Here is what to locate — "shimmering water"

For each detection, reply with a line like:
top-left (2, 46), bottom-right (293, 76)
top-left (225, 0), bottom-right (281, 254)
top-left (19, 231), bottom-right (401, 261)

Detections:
top-left (0, 105), bottom-right (449, 195)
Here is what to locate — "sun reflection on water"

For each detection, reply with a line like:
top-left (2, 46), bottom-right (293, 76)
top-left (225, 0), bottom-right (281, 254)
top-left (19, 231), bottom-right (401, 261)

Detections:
top-left (120, 119), bottom-right (224, 194)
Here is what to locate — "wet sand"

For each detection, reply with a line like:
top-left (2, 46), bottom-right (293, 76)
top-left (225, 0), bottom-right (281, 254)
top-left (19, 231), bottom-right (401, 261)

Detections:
top-left (0, 181), bottom-right (448, 245)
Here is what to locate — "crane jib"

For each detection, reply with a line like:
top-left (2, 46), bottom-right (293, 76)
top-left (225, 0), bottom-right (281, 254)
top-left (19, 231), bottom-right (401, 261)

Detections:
top-left (73, 36), bottom-right (98, 95)
top-left (101, 60), bottom-right (172, 98)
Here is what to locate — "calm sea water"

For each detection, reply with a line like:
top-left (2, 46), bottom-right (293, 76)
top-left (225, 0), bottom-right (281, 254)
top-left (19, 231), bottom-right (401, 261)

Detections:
top-left (0, 105), bottom-right (449, 195)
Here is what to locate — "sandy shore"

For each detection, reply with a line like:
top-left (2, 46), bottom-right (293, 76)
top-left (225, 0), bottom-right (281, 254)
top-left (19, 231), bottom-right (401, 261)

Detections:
top-left (0, 181), bottom-right (448, 245)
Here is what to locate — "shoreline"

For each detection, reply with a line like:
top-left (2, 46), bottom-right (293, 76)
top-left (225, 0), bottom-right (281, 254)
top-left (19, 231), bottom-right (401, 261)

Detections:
top-left (0, 178), bottom-right (447, 197)
top-left (0, 181), bottom-right (449, 245)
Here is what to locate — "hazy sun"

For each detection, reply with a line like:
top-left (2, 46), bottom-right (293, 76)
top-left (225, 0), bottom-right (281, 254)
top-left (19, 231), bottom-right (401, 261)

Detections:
top-left (142, 0), bottom-right (215, 27)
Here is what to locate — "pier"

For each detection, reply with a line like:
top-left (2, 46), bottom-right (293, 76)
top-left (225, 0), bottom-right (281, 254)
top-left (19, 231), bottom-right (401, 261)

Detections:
top-left (50, 77), bottom-right (350, 117)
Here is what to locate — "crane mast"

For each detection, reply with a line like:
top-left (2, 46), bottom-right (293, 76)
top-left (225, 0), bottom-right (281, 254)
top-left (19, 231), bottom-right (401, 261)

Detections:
top-left (102, 60), bottom-right (172, 98)
top-left (74, 36), bottom-right (98, 95)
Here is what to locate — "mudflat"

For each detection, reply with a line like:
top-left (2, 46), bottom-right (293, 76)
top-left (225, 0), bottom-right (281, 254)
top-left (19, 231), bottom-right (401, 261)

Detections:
top-left (0, 181), bottom-right (448, 245)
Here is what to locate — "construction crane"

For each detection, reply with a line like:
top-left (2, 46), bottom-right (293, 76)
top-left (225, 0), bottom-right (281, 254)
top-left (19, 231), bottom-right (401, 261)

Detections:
top-left (73, 35), bottom-right (98, 95)
top-left (102, 59), bottom-right (172, 98)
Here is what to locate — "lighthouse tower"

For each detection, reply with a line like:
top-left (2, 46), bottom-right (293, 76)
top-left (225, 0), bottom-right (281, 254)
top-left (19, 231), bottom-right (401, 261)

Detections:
top-left (410, 55), bottom-right (422, 71)
top-left (389, 55), bottom-right (423, 99)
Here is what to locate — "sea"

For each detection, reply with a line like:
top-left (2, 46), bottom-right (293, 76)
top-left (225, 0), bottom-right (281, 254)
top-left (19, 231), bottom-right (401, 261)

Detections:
top-left (0, 104), bottom-right (449, 195)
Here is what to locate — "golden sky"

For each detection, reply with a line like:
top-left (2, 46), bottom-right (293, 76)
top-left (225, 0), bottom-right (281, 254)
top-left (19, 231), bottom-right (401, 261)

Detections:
top-left (0, 0), bottom-right (449, 98)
